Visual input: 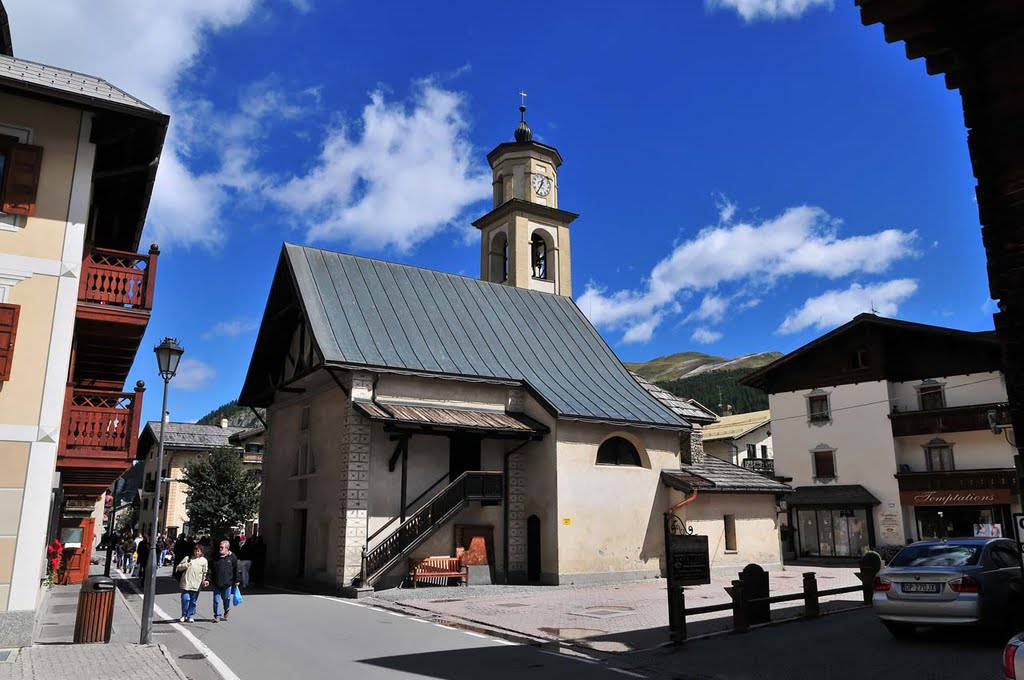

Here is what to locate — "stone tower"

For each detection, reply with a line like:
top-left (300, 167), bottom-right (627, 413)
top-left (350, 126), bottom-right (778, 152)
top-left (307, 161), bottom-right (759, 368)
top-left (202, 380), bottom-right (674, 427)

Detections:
top-left (473, 104), bottom-right (579, 296)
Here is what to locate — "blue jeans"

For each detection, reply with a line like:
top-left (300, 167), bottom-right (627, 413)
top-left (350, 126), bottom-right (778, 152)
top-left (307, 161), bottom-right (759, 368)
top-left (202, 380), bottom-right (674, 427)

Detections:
top-left (180, 591), bottom-right (199, 619)
top-left (212, 586), bottom-right (233, 617)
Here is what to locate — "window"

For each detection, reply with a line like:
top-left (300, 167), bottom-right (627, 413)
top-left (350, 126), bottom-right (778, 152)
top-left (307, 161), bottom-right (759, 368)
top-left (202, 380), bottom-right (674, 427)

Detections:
top-left (300, 405), bottom-right (311, 430)
top-left (596, 436), bottom-right (642, 466)
top-left (489, 231), bottom-right (508, 283)
top-left (245, 442), bottom-right (264, 454)
top-left (143, 498), bottom-right (149, 511)
top-left (924, 439), bottom-right (954, 471)
top-left (989, 545), bottom-right (1021, 570)
top-left (295, 441), bottom-right (317, 476)
top-left (746, 443), bottom-right (757, 459)
top-left (0, 303), bottom-right (20, 382)
top-left (889, 544), bottom-right (980, 567)
top-left (530, 233), bottom-right (547, 279)
top-left (760, 444), bottom-right (769, 459)
top-left (812, 447), bottom-right (836, 479)
top-left (847, 349), bottom-right (869, 371)
top-left (917, 380), bottom-right (945, 410)
top-left (807, 393), bottom-right (830, 422)
top-left (724, 514), bottom-right (737, 552)
top-left (0, 125), bottom-right (41, 228)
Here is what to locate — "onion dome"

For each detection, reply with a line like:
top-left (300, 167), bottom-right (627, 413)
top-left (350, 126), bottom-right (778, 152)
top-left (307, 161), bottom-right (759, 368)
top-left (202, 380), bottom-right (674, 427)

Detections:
top-left (514, 104), bottom-right (533, 142)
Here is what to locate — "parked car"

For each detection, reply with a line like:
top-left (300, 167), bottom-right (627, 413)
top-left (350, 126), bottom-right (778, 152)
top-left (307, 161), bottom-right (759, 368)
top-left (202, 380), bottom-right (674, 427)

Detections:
top-left (872, 537), bottom-right (1022, 637)
top-left (1004, 632), bottom-right (1024, 680)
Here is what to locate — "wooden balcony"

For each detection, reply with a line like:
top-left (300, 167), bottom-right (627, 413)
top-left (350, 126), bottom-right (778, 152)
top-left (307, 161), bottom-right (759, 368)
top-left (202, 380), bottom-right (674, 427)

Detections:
top-left (73, 245), bottom-right (159, 389)
top-left (57, 382), bottom-right (145, 498)
top-left (742, 458), bottom-right (775, 476)
top-left (888, 402), bottom-right (1009, 437)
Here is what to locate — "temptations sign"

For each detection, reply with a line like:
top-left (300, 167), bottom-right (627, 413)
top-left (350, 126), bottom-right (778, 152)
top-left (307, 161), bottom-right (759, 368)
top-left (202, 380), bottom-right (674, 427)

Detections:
top-left (899, 489), bottom-right (1013, 506)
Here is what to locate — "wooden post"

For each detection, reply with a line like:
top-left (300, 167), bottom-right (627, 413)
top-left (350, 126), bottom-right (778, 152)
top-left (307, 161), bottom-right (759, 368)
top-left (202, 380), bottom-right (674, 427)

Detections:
top-left (668, 585), bottom-right (686, 642)
top-left (727, 580), bottom-right (748, 633)
top-left (803, 572), bottom-right (819, 619)
top-left (143, 244), bottom-right (160, 310)
top-left (400, 438), bottom-right (408, 523)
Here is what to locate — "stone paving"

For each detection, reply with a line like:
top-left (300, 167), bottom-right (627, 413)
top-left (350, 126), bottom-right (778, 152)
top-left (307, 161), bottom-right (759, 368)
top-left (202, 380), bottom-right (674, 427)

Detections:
top-left (0, 565), bottom-right (186, 680)
top-left (371, 564), bottom-right (866, 653)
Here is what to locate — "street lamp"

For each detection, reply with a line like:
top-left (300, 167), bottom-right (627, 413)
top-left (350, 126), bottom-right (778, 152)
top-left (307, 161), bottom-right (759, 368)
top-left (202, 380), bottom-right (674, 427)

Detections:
top-left (140, 337), bottom-right (183, 645)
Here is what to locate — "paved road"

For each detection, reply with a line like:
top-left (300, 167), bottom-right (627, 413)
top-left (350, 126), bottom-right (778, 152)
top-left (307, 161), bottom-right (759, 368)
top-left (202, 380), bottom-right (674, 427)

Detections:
top-left (614, 606), bottom-right (1008, 680)
top-left (122, 569), bottom-right (635, 680)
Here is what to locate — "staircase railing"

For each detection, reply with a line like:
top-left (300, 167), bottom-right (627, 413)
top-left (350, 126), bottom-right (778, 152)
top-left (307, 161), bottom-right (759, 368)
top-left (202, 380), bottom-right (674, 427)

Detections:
top-left (361, 470), bottom-right (503, 585)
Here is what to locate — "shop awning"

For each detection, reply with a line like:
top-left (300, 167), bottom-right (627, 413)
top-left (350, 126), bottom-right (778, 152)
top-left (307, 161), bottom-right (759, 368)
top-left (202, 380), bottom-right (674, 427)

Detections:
top-left (353, 400), bottom-right (548, 439)
top-left (786, 485), bottom-right (881, 507)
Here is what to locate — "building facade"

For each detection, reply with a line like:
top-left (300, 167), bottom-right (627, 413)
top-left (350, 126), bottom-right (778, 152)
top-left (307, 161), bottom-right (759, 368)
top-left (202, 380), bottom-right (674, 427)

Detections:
top-left (239, 109), bottom-right (788, 593)
top-left (0, 37), bottom-right (167, 644)
top-left (702, 410), bottom-right (773, 472)
top-left (743, 315), bottom-right (1018, 559)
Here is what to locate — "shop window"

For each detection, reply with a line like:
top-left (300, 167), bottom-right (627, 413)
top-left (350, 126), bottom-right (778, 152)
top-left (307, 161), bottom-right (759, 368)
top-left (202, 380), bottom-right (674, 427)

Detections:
top-left (596, 436), bottom-right (642, 467)
top-left (924, 439), bottom-right (954, 472)
top-left (917, 380), bottom-right (945, 410)
top-left (724, 514), bottom-right (737, 552)
top-left (807, 392), bottom-right (830, 423)
top-left (812, 447), bottom-right (836, 479)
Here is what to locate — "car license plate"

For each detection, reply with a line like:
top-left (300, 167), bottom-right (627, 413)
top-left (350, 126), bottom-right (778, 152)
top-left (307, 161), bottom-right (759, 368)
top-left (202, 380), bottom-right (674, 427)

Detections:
top-left (901, 582), bottom-right (940, 594)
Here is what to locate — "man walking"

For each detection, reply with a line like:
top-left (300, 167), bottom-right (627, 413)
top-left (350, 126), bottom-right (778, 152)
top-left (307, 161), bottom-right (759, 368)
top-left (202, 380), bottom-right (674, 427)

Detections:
top-left (176, 544), bottom-right (208, 623)
top-left (210, 540), bottom-right (240, 623)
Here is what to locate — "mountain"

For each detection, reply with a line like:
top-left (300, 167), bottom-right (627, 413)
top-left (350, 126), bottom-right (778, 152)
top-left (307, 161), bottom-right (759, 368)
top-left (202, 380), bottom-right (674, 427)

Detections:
top-left (624, 351), bottom-right (782, 383)
top-left (196, 400), bottom-right (264, 429)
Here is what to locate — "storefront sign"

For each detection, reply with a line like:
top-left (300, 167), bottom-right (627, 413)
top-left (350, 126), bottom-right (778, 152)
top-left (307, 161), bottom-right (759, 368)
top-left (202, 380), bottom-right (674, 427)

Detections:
top-left (900, 489), bottom-right (1012, 506)
top-left (879, 512), bottom-right (900, 536)
top-left (667, 534), bottom-right (711, 586)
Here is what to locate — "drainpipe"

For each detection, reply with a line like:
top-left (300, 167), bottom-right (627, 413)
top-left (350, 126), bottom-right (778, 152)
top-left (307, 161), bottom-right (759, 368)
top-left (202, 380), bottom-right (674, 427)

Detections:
top-left (503, 438), bottom-right (530, 585)
top-left (665, 490), bottom-right (699, 533)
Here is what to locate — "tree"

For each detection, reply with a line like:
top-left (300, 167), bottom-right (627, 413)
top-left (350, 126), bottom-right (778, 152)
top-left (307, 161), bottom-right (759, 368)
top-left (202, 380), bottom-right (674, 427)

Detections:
top-left (181, 447), bottom-right (260, 541)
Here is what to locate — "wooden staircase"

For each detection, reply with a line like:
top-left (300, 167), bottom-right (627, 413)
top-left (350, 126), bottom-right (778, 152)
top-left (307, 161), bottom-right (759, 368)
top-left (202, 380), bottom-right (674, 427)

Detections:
top-left (361, 471), bottom-right (503, 586)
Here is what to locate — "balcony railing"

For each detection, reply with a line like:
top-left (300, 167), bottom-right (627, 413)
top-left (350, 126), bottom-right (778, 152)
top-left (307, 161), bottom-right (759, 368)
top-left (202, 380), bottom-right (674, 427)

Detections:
top-left (889, 402), bottom-right (1009, 437)
top-left (58, 382), bottom-right (145, 463)
top-left (79, 245), bottom-right (159, 311)
top-left (742, 458), bottom-right (775, 476)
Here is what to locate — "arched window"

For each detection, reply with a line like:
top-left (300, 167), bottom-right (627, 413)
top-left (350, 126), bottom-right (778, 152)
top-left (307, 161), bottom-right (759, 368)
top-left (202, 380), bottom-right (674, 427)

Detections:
top-left (531, 232), bottom-right (548, 280)
top-left (489, 232), bottom-right (508, 283)
top-left (596, 436), bottom-right (642, 466)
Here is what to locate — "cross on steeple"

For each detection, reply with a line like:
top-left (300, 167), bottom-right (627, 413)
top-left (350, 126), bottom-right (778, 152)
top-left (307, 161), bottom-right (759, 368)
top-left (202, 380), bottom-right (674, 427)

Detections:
top-left (519, 90), bottom-right (528, 107)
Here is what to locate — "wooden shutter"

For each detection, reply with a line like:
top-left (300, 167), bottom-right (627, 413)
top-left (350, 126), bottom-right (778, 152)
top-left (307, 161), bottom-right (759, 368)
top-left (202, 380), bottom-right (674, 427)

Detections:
top-left (2, 144), bottom-right (43, 216)
top-left (0, 303), bottom-right (20, 382)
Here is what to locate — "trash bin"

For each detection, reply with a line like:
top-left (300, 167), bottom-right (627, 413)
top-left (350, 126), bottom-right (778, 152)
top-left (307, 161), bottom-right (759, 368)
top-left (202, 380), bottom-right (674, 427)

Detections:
top-left (73, 575), bottom-right (115, 643)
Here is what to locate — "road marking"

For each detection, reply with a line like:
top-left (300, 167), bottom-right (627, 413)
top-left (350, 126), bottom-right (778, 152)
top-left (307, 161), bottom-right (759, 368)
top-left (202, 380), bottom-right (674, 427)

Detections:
top-left (309, 594), bottom-right (367, 608)
top-left (463, 631), bottom-right (488, 639)
top-left (539, 650), bottom-right (600, 665)
top-left (610, 669), bottom-right (647, 678)
top-left (491, 638), bottom-right (518, 646)
top-left (113, 569), bottom-right (241, 680)
top-left (411, 618), bottom-right (431, 624)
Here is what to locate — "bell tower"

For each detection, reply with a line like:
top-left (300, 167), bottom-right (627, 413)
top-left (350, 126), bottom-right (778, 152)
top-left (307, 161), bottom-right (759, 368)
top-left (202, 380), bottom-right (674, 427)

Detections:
top-left (474, 101), bottom-right (579, 296)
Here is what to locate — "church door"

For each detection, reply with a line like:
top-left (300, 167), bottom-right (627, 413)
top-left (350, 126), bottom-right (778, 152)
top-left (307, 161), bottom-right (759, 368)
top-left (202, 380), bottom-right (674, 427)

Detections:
top-left (449, 434), bottom-right (481, 481)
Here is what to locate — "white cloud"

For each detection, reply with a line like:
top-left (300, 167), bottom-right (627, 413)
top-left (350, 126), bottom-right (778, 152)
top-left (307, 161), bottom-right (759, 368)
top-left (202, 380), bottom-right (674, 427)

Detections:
top-left (276, 82), bottom-right (492, 251)
top-left (202, 319), bottom-right (259, 340)
top-left (687, 294), bottom-right (730, 324)
top-left (6, 0), bottom-right (298, 250)
top-left (691, 327), bottom-right (723, 344)
top-left (172, 358), bottom-right (216, 391)
top-left (622, 315), bottom-right (663, 344)
top-left (777, 279), bottom-right (918, 335)
top-left (578, 204), bottom-right (917, 343)
top-left (706, 0), bottom-right (833, 22)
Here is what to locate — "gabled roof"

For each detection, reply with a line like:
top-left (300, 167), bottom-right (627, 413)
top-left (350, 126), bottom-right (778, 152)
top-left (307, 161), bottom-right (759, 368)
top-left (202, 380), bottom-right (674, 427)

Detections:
top-left (136, 422), bottom-right (245, 460)
top-left (702, 410), bottom-right (771, 441)
top-left (741, 314), bottom-right (1000, 394)
top-left (0, 54), bottom-right (164, 119)
top-left (662, 456), bottom-right (790, 494)
top-left (239, 244), bottom-right (690, 430)
top-left (630, 371), bottom-right (719, 424)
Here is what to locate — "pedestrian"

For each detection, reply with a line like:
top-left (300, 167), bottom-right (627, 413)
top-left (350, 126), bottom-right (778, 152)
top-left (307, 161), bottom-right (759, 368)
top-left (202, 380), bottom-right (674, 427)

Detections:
top-left (122, 535), bottom-right (135, 573)
top-left (157, 534), bottom-right (167, 567)
top-left (176, 543), bottom-right (209, 623)
top-left (114, 539), bottom-right (124, 570)
top-left (137, 535), bottom-right (150, 585)
top-left (210, 540), bottom-right (240, 623)
top-left (238, 533), bottom-right (252, 588)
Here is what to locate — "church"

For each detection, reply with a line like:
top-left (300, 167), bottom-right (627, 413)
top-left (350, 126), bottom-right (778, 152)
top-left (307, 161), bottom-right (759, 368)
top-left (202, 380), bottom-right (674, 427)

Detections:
top-left (238, 106), bottom-right (788, 591)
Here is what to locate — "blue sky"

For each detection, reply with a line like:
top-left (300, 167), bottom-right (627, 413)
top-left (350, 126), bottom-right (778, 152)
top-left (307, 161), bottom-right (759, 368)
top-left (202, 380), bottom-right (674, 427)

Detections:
top-left (8, 0), bottom-right (991, 423)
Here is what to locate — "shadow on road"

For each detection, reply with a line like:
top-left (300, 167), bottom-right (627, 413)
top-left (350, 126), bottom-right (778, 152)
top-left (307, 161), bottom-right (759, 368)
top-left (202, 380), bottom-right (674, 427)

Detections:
top-left (358, 646), bottom-right (623, 679)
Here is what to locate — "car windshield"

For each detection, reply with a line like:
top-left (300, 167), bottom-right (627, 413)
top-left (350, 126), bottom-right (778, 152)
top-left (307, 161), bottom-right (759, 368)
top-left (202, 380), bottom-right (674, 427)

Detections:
top-left (887, 544), bottom-right (982, 567)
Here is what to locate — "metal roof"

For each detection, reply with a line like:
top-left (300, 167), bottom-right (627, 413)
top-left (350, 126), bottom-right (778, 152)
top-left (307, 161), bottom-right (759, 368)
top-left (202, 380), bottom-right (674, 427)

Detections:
top-left (786, 484), bottom-right (881, 506)
top-left (701, 410), bottom-right (771, 441)
top-left (0, 53), bottom-right (163, 118)
top-left (137, 421), bottom-right (246, 459)
top-left (354, 401), bottom-right (548, 437)
top-left (250, 244), bottom-right (689, 429)
top-left (630, 372), bottom-right (719, 424)
top-left (662, 456), bottom-right (791, 494)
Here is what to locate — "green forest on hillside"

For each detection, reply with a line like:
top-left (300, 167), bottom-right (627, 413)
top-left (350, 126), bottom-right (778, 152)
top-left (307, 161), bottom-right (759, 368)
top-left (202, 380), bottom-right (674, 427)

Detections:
top-left (657, 367), bottom-right (768, 415)
top-left (197, 400), bottom-right (264, 428)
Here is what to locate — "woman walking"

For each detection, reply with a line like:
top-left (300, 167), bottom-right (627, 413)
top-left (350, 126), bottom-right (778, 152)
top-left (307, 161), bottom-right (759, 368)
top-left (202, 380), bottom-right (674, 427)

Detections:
top-left (175, 544), bottom-right (209, 623)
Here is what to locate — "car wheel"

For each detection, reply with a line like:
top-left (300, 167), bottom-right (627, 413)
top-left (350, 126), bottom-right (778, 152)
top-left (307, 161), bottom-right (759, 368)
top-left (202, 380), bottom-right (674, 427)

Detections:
top-left (883, 621), bottom-right (915, 638)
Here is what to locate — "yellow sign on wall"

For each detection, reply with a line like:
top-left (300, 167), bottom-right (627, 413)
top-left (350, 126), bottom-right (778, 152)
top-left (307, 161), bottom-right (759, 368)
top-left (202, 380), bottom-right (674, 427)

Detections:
top-left (562, 517), bottom-right (572, 525)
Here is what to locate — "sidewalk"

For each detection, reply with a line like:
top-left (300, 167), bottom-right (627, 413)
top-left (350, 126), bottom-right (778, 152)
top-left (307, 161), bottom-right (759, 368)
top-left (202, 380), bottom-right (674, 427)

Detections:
top-left (0, 564), bottom-right (185, 680)
top-left (370, 564), bottom-right (866, 653)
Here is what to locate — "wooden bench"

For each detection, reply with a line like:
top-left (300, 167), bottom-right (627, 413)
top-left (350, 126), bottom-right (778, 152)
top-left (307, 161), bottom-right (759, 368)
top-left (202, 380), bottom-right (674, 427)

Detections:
top-left (409, 556), bottom-right (468, 588)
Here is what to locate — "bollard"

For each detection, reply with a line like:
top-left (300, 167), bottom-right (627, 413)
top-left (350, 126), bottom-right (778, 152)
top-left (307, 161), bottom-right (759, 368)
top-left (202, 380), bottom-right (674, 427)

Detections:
top-left (728, 579), bottom-right (748, 633)
top-left (803, 572), bottom-right (819, 619)
top-left (668, 586), bottom-right (687, 642)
